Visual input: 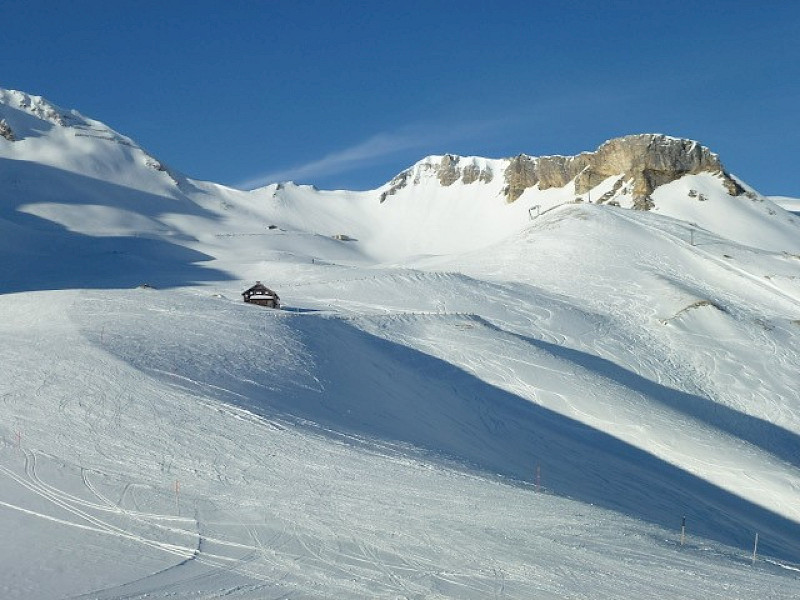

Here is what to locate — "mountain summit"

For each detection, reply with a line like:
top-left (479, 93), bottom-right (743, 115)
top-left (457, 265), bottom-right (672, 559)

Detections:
top-left (381, 134), bottom-right (744, 207)
top-left (1, 87), bottom-right (797, 260)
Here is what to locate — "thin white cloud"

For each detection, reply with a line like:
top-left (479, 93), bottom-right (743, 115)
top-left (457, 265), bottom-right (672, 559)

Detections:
top-left (236, 119), bottom-right (504, 190)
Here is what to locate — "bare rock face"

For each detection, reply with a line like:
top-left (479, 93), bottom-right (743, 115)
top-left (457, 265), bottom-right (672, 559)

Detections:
top-left (0, 118), bottom-right (14, 141)
top-left (379, 169), bottom-right (412, 203)
top-left (587, 135), bottom-right (730, 198)
top-left (432, 154), bottom-right (493, 187)
top-left (503, 154), bottom-right (538, 202)
top-left (461, 162), bottom-right (493, 185)
top-left (502, 134), bottom-right (743, 205)
top-left (380, 155), bottom-right (493, 202)
top-left (436, 154), bottom-right (461, 186)
top-left (379, 134), bottom-right (743, 208)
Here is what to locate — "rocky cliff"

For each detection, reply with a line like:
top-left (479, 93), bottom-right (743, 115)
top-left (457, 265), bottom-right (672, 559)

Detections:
top-left (380, 134), bottom-right (744, 207)
top-left (503, 134), bottom-right (742, 204)
top-left (380, 154), bottom-right (493, 202)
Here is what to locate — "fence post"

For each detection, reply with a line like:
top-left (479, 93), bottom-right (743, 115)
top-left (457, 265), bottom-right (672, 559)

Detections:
top-left (752, 532), bottom-right (759, 565)
top-left (680, 515), bottom-right (686, 546)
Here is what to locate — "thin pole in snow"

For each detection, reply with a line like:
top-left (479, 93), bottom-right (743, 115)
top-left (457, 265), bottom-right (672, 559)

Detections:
top-left (15, 430), bottom-right (20, 449)
top-left (175, 479), bottom-right (180, 516)
top-left (535, 463), bottom-right (541, 493)
top-left (752, 532), bottom-right (759, 565)
top-left (680, 515), bottom-right (686, 546)
top-left (690, 228), bottom-right (695, 246)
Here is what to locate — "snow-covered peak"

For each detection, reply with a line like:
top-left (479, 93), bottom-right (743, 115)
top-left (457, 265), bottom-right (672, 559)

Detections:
top-left (0, 87), bottom-right (184, 195)
top-left (0, 87), bottom-right (143, 148)
top-left (379, 153), bottom-right (501, 202)
top-left (595, 132), bottom-right (707, 153)
top-left (0, 88), bottom-right (797, 263)
top-left (378, 134), bottom-right (737, 206)
top-left (0, 87), bottom-right (77, 127)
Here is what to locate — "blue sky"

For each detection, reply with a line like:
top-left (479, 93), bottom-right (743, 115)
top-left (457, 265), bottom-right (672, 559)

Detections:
top-left (2, 1), bottom-right (799, 194)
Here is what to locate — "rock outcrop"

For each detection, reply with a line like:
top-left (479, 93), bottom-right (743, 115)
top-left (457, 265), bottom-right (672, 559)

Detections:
top-left (379, 155), bottom-right (493, 203)
top-left (0, 118), bottom-right (14, 141)
top-left (0, 90), bottom-right (68, 127)
top-left (430, 154), bottom-right (493, 187)
top-left (435, 154), bottom-right (462, 186)
top-left (462, 162), bottom-right (493, 185)
top-left (503, 154), bottom-right (538, 203)
top-left (503, 134), bottom-right (743, 205)
top-left (379, 134), bottom-right (744, 208)
top-left (379, 170), bottom-right (412, 203)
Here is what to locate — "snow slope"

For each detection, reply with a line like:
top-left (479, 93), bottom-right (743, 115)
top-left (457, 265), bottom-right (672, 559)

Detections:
top-left (2, 88), bottom-right (800, 598)
top-left (771, 195), bottom-right (800, 215)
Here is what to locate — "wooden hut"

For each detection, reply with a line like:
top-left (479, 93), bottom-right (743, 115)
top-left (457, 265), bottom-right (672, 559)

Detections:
top-left (242, 281), bottom-right (281, 308)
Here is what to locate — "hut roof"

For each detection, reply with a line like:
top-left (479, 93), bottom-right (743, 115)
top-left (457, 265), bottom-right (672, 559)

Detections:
top-left (242, 281), bottom-right (279, 298)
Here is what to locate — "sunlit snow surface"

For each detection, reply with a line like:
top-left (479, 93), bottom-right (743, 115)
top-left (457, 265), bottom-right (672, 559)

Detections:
top-left (2, 93), bottom-right (800, 598)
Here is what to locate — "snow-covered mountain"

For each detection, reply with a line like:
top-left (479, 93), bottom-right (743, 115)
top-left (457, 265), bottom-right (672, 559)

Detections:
top-left (2, 89), bottom-right (800, 598)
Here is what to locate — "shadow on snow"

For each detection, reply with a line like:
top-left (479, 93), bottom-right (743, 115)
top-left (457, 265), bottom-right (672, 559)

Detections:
top-left (476, 316), bottom-right (800, 473)
top-left (161, 313), bottom-right (800, 564)
top-left (0, 158), bottom-right (231, 293)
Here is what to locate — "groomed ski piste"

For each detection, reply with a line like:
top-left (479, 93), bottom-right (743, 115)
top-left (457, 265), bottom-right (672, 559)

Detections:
top-left (2, 89), bottom-right (800, 598)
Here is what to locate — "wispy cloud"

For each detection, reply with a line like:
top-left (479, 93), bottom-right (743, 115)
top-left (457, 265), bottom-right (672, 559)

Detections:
top-left (236, 119), bottom-right (505, 190)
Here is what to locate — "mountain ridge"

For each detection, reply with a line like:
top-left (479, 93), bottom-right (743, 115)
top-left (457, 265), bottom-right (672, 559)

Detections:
top-left (0, 87), bottom-right (747, 207)
top-left (2, 87), bottom-right (799, 262)
top-left (379, 134), bottom-right (743, 206)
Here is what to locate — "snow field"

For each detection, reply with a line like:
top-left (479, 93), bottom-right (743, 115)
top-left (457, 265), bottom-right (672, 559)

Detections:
top-left (2, 289), bottom-right (800, 598)
top-left (3, 89), bottom-right (800, 596)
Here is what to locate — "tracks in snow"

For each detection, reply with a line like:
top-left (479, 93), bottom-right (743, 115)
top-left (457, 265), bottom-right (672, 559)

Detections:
top-left (612, 209), bottom-right (800, 314)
